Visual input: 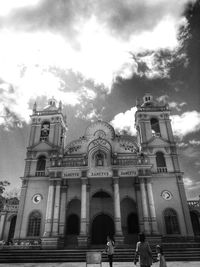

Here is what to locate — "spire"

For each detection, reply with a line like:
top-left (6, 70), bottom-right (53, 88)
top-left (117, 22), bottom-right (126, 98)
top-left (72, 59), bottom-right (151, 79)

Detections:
top-left (58, 100), bottom-right (62, 112)
top-left (33, 102), bottom-right (37, 113)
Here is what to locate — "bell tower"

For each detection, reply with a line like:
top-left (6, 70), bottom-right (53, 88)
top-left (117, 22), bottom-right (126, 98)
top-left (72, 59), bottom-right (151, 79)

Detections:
top-left (14, 98), bottom-right (68, 243)
top-left (135, 93), bottom-right (179, 173)
top-left (135, 93), bottom-right (193, 237)
top-left (23, 97), bottom-right (67, 177)
top-left (29, 97), bottom-right (67, 148)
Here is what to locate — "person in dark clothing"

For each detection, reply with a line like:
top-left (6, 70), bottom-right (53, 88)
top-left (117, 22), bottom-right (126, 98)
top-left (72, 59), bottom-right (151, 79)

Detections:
top-left (105, 235), bottom-right (115, 267)
top-left (134, 233), bottom-right (153, 267)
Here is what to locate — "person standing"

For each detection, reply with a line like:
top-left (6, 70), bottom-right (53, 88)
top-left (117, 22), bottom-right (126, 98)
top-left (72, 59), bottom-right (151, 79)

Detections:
top-left (105, 235), bottom-right (115, 267)
top-left (134, 233), bottom-right (153, 267)
top-left (156, 245), bottom-right (167, 267)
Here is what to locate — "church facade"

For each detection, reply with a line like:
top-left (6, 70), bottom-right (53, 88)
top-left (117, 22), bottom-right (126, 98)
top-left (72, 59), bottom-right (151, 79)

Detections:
top-left (0, 94), bottom-right (195, 248)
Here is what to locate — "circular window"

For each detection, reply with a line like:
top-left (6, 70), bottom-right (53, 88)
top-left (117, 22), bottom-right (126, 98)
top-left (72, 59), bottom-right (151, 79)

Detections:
top-left (32, 194), bottom-right (42, 204)
top-left (161, 190), bottom-right (172, 200)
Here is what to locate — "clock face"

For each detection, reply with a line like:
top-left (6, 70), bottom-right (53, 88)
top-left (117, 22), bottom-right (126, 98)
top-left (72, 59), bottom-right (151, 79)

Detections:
top-left (32, 194), bottom-right (42, 204)
top-left (161, 190), bottom-right (172, 200)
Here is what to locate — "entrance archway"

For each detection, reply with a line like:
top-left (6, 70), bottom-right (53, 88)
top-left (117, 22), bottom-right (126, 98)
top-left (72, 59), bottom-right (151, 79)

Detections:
top-left (8, 215), bottom-right (17, 242)
top-left (190, 211), bottom-right (200, 235)
top-left (91, 214), bottom-right (114, 244)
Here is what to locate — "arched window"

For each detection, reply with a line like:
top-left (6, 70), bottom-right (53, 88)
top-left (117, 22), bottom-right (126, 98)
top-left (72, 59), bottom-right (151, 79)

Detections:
top-left (151, 118), bottom-right (160, 136)
top-left (95, 152), bottom-right (104, 166)
top-left (164, 209), bottom-right (180, 235)
top-left (190, 211), bottom-right (200, 235)
top-left (36, 156), bottom-right (46, 176)
top-left (27, 211), bottom-right (41, 237)
top-left (127, 213), bottom-right (139, 234)
top-left (156, 152), bottom-right (167, 173)
top-left (8, 215), bottom-right (17, 242)
top-left (67, 214), bottom-right (80, 235)
top-left (40, 121), bottom-right (50, 141)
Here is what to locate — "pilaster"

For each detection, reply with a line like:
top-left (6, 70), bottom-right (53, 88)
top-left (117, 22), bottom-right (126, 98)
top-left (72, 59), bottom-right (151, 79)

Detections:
top-left (139, 178), bottom-right (151, 234)
top-left (113, 177), bottom-right (124, 245)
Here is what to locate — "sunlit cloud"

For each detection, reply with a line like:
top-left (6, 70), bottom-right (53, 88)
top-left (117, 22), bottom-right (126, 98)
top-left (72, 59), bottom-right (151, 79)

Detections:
top-left (171, 111), bottom-right (200, 138)
top-left (110, 107), bottom-right (137, 135)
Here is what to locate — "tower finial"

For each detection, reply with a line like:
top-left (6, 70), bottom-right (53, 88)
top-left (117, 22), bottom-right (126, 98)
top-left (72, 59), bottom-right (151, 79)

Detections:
top-left (59, 100), bottom-right (62, 112)
top-left (33, 102), bottom-right (37, 113)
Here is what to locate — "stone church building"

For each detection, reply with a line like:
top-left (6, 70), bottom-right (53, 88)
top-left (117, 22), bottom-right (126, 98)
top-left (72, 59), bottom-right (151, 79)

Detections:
top-left (0, 94), bottom-right (195, 248)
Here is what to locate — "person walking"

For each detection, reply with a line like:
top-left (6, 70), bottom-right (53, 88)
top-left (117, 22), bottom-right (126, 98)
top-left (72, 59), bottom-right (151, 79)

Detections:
top-left (134, 232), bottom-right (153, 267)
top-left (105, 235), bottom-right (115, 267)
top-left (156, 245), bottom-right (167, 267)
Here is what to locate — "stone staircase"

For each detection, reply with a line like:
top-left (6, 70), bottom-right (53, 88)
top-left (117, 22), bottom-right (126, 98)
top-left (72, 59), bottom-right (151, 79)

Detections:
top-left (0, 242), bottom-right (200, 263)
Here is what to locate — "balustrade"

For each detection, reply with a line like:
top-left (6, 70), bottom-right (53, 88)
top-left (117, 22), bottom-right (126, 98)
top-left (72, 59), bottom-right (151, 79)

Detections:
top-left (157, 167), bottom-right (167, 173)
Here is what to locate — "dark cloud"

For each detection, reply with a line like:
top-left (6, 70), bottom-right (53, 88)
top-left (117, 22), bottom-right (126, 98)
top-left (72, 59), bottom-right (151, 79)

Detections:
top-left (0, 0), bottom-right (189, 41)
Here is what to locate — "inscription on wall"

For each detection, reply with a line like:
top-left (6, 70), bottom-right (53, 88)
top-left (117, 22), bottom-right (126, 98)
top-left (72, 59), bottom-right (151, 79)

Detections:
top-left (88, 170), bottom-right (113, 178)
top-left (119, 169), bottom-right (138, 177)
top-left (63, 171), bottom-right (81, 178)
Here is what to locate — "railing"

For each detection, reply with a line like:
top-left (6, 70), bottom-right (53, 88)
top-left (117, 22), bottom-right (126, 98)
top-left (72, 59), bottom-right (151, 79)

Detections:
top-left (35, 171), bottom-right (46, 176)
top-left (40, 137), bottom-right (48, 142)
top-left (113, 159), bottom-right (138, 166)
top-left (62, 161), bottom-right (86, 167)
top-left (188, 200), bottom-right (200, 208)
top-left (152, 132), bottom-right (161, 137)
top-left (157, 167), bottom-right (167, 173)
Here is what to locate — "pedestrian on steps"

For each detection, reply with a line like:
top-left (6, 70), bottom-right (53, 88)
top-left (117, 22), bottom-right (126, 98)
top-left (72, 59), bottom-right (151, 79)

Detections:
top-left (104, 235), bottom-right (115, 267)
top-left (134, 232), bottom-right (153, 267)
top-left (155, 245), bottom-right (167, 267)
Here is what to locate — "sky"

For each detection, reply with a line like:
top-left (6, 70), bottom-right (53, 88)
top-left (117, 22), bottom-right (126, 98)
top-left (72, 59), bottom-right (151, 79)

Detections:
top-left (0, 0), bottom-right (200, 200)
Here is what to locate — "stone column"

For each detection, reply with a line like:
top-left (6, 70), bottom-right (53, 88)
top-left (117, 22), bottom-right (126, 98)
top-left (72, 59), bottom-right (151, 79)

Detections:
top-left (43, 180), bottom-right (55, 236)
top-left (59, 183), bottom-right (68, 236)
top-left (135, 179), bottom-right (144, 233)
top-left (78, 178), bottom-right (88, 247)
top-left (113, 177), bottom-right (124, 244)
top-left (146, 180), bottom-right (159, 234)
top-left (0, 212), bottom-right (7, 240)
top-left (52, 180), bottom-right (61, 236)
top-left (140, 178), bottom-right (151, 234)
top-left (86, 183), bottom-right (90, 236)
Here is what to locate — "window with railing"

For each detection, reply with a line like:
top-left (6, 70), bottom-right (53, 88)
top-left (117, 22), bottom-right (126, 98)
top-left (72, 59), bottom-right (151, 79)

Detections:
top-left (156, 152), bottom-right (167, 173)
top-left (35, 156), bottom-right (46, 176)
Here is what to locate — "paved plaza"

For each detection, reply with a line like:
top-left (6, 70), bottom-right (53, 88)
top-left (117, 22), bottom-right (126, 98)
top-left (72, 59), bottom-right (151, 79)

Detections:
top-left (0, 262), bottom-right (200, 267)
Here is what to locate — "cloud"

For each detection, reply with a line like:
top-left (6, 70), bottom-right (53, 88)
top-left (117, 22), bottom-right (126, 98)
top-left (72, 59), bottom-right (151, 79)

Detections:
top-left (171, 110), bottom-right (200, 138)
top-left (189, 140), bottom-right (200, 146)
top-left (177, 142), bottom-right (188, 148)
top-left (0, 0), bottom-right (196, 130)
top-left (183, 177), bottom-right (194, 187)
top-left (110, 107), bottom-right (137, 135)
top-left (0, 0), bottom-right (193, 89)
top-left (169, 101), bottom-right (187, 111)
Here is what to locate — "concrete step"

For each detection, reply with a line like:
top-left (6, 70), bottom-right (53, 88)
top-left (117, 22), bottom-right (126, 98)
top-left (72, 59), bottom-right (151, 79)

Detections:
top-left (0, 243), bottom-right (200, 263)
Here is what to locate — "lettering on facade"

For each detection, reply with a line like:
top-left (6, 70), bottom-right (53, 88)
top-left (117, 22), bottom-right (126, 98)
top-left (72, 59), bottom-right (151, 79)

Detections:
top-left (88, 171), bottom-right (112, 178)
top-left (119, 169), bottom-right (138, 177)
top-left (63, 171), bottom-right (81, 178)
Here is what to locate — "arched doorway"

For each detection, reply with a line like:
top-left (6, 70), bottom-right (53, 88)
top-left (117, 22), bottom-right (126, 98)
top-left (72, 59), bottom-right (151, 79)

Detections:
top-left (67, 214), bottom-right (80, 235)
top-left (7, 215), bottom-right (17, 242)
top-left (127, 213), bottom-right (139, 234)
top-left (91, 214), bottom-right (114, 244)
top-left (121, 197), bottom-right (139, 244)
top-left (190, 211), bottom-right (200, 235)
